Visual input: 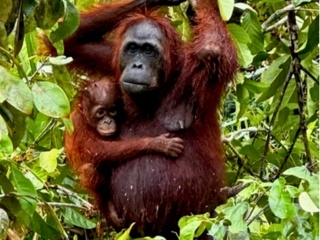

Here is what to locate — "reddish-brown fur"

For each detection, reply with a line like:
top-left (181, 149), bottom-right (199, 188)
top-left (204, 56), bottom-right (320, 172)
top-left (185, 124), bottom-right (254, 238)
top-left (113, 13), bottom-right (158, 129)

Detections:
top-left (60, 0), bottom-right (237, 237)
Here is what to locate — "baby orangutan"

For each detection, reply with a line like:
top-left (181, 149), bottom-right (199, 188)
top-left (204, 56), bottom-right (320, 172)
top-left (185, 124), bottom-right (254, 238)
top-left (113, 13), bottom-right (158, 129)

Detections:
top-left (65, 77), bottom-right (184, 227)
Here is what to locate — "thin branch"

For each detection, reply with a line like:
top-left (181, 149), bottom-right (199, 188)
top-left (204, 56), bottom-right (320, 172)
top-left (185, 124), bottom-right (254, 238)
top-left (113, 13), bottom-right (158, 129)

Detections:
top-left (0, 46), bottom-right (29, 85)
top-left (32, 119), bottom-right (56, 145)
top-left (247, 205), bottom-right (269, 226)
top-left (286, 0), bottom-right (313, 172)
top-left (224, 141), bottom-right (258, 178)
top-left (262, 4), bottom-right (298, 31)
top-left (273, 128), bottom-right (301, 180)
top-left (221, 183), bottom-right (250, 198)
top-left (264, 16), bottom-right (288, 32)
top-left (38, 202), bottom-right (87, 210)
top-left (301, 65), bottom-right (319, 84)
top-left (260, 65), bottom-right (294, 179)
top-left (222, 127), bottom-right (266, 142)
top-left (46, 184), bottom-right (94, 209)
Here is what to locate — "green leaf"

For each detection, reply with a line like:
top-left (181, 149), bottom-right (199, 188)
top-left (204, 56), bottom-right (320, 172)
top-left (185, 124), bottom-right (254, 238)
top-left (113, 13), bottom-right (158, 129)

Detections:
top-left (243, 79), bottom-right (269, 94)
top-left (52, 64), bottom-right (76, 99)
top-left (268, 178), bottom-right (295, 219)
top-left (241, 10), bottom-right (264, 55)
top-left (10, 163), bottom-right (37, 220)
top-left (10, 163), bottom-right (37, 197)
top-left (294, 0), bottom-right (318, 6)
top-left (0, 66), bottom-right (33, 115)
top-left (39, 148), bottom-right (60, 173)
top-left (62, 117), bottom-right (74, 133)
top-left (283, 166), bottom-right (319, 204)
top-left (50, 0), bottom-right (80, 42)
top-left (32, 81), bottom-right (70, 118)
top-left (228, 24), bottom-right (253, 67)
top-left (236, 83), bottom-right (250, 119)
top-left (42, 203), bottom-right (68, 238)
top-left (62, 208), bottom-right (96, 229)
top-left (29, 211), bottom-right (62, 239)
top-left (179, 218), bottom-right (202, 240)
top-left (34, 0), bottom-right (64, 29)
top-left (169, 5), bottom-right (192, 42)
top-left (257, 55), bottom-right (291, 102)
top-left (218, 0), bottom-right (234, 21)
top-left (0, 133), bottom-right (13, 154)
top-left (208, 222), bottom-right (227, 240)
top-left (299, 192), bottom-right (319, 213)
top-left (115, 223), bottom-right (135, 240)
top-left (298, 15), bottom-right (319, 57)
top-left (224, 202), bottom-right (249, 233)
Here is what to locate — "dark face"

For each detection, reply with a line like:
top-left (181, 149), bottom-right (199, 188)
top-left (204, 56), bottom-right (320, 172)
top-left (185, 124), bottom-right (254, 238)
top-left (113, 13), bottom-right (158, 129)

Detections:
top-left (119, 21), bottom-right (165, 97)
top-left (82, 80), bottom-right (121, 137)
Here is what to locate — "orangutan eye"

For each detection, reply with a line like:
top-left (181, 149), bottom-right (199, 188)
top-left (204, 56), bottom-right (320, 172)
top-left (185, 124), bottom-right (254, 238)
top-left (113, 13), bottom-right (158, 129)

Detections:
top-left (127, 43), bottom-right (138, 54)
top-left (95, 108), bottom-right (106, 118)
top-left (109, 106), bottom-right (118, 117)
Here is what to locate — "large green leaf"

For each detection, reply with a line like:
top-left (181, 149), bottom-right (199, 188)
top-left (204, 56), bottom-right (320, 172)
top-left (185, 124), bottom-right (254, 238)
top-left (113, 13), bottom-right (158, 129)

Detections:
top-left (62, 208), bottom-right (96, 229)
top-left (257, 55), bottom-right (291, 102)
top-left (39, 148), bottom-right (60, 173)
top-left (32, 81), bottom-right (70, 118)
top-left (29, 211), bottom-right (63, 239)
top-left (34, 0), bottom-right (64, 29)
top-left (0, 66), bottom-right (33, 115)
top-left (241, 10), bottom-right (264, 55)
top-left (179, 217), bottom-right (203, 240)
top-left (50, 0), bottom-right (80, 42)
top-left (9, 163), bottom-right (37, 227)
top-left (268, 178), bottom-right (295, 219)
top-left (228, 24), bottom-right (253, 68)
top-left (298, 15), bottom-right (319, 57)
top-left (283, 166), bottom-right (319, 204)
top-left (224, 202), bottom-right (249, 233)
top-left (10, 163), bottom-right (37, 198)
top-left (218, 0), bottom-right (234, 21)
top-left (299, 192), bottom-right (319, 213)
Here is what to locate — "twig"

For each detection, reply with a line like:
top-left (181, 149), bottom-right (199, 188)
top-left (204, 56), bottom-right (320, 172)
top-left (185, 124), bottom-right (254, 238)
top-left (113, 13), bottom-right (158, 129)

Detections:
top-left (247, 205), bottom-right (269, 226)
top-left (46, 184), bottom-right (93, 209)
top-left (221, 183), bottom-right (250, 198)
top-left (38, 202), bottom-right (87, 210)
top-left (262, 4), bottom-right (297, 31)
top-left (273, 128), bottom-right (301, 180)
top-left (32, 119), bottom-right (56, 145)
top-left (222, 127), bottom-right (266, 142)
top-left (224, 141), bottom-right (258, 178)
top-left (264, 16), bottom-right (288, 32)
top-left (260, 64), bottom-right (294, 180)
top-left (286, 0), bottom-right (313, 172)
top-left (0, 46), bottom-right (30, 86)
top-left (301, 65), bottom-right (319, 84)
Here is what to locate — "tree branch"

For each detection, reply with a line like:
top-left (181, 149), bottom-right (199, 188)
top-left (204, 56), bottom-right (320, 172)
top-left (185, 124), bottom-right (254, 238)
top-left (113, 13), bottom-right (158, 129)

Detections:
top-left (260, 65), bottom-right (294, 180)
top-left (286, 0), bottom-right (313, 172)
top-left (262, 4), bottom-right (298, 32)
top-left (46, 184), bottom-right (94, 210)
top-left (221, 183), bottom-right (250, 198)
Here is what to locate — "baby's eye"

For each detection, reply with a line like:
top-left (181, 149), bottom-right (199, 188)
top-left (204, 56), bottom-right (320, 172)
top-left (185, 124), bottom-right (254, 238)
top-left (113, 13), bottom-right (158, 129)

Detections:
top-left (109, 106), bottom-right (118, 117)
top-left (95, 108), bottom-right (106, 118)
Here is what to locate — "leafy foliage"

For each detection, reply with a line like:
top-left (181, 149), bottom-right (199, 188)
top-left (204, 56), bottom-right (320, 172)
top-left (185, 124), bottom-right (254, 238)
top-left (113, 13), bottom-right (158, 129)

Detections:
top-left (0, 0), bottom-right (318, 239)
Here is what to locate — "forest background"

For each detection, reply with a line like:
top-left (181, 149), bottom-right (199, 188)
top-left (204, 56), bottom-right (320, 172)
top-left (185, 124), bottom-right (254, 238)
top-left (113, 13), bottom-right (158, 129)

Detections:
top-left (0, 0), bottom-right (318, 239)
